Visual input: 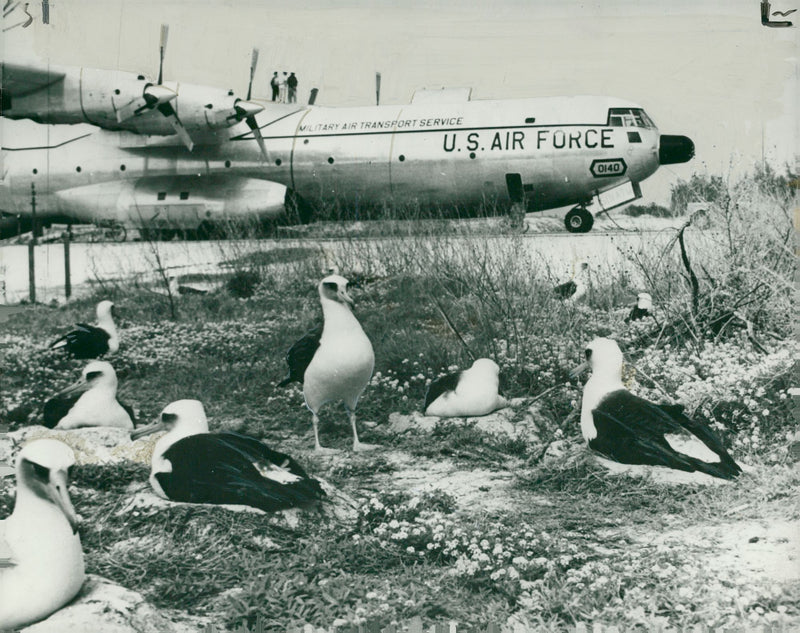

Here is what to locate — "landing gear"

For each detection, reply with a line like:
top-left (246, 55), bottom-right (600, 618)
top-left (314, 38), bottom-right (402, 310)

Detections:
top-left (564, 206), bottom-right (594, 233)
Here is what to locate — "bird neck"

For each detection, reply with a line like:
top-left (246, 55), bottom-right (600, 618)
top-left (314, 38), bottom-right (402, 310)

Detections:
top-left (583, 372), bottom-right (624, 409)
top-left (10, 486), bottom-right (66, 531)
top-left (98, 314), bottom-right (119, 350)
top-left (321, 298), bottom-right (360, 331)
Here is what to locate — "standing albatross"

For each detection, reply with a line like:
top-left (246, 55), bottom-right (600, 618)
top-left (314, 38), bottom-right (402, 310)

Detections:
top-left (131, 400), bottom-right (325, 511)
top-left (49, 300), bottom-right (119, 358)
top-left (279, 274), bottom-right (376, 452)
top-left (43, 360), bottom-right (135, 430)
top-left (571, 337), bottom-right (742, 479)
top-left (0, 439), bottom-right (85, 630)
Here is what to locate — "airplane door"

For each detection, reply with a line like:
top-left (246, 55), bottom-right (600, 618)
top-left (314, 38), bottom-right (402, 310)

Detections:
top-left (505, 173), bottom-right (524, 204)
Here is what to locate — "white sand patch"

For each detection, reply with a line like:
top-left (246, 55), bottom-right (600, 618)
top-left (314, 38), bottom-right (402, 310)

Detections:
top-left (640, 519), bottom-right (800, 583)
top-left (372, 450), bottom-right (539, 513)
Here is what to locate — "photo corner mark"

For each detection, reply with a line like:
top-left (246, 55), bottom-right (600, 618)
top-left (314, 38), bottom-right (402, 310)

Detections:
top-left (761, 0), bottom-right (796, 27)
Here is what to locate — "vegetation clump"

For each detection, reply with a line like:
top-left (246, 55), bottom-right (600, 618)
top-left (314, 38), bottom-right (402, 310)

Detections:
top-left (0, 166), bottom-right (797, 631)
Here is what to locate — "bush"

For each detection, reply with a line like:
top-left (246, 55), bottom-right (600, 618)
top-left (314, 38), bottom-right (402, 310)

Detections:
top-left (226, 270), bottom-right (262, 299)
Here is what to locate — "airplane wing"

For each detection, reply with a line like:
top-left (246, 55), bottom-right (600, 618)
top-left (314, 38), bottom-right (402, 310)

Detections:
top-left (2, 41), bottom-right (270, 156)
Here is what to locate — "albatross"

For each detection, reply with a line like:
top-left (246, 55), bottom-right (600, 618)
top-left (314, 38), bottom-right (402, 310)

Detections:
top-left (625, 292), bottom-right (653, 322)
top-left (0, 439), bottom-right (85, 630)
top-left (49, 300), bottom-right (119, 358)
top-left (424, 358), bottom-right (508, 417)
top-left (42, 360), bottom-right (135, 430)
top-left (554, 261), bottom-right (590, 302)
top-left (131, 400), bottom-right (325, 511)
top-left (278, 274), bottom-right (376, 453)
top-left (571, 337), bottom-right (742, 479)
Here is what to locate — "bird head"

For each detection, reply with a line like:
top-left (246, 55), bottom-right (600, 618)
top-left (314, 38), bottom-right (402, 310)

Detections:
top-left (16, 439), bottom-right (80, 533)
top-left (55, 360), bottom-right (118, 397)
top-left (637, 293), bottom-right (653, 310)
top-left (130, 399), bottom-right (208, 441)
top-left (569, 337), bottom-right (624, 380)
top-left (319, 274), bottom-right (354, 306)
top-left (97, 300), bottom-right (116, 320)
top-left (470, 358), bottom-right (500, 376)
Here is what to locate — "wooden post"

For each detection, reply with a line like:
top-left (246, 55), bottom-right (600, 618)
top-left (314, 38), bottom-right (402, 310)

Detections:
top-left (28, 240), bottom-right (35, 303)
top-left (63, 231), bottom-right (72, 299)
top-left (30, 182), bottom-right (38, 245)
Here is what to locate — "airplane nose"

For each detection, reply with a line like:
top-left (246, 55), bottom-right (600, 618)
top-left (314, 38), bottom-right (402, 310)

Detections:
top-left (659, 135), bottom-right (695, 164)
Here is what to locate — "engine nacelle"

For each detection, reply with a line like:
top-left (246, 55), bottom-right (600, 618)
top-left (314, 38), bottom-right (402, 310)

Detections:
top-left (52, 176), bottom-right (287, 229)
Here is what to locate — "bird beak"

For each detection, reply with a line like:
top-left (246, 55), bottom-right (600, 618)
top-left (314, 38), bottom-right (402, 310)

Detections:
top-left (56, 377), bottom-right (90, 398)
top-left (49, 469), bottom-right (80, 534)
top-left (569, 361), bottom-right (590, 379)
top-left (130, 420), bottom-right (166, 441)
top-left (339, 289), bottom-right (354, 306)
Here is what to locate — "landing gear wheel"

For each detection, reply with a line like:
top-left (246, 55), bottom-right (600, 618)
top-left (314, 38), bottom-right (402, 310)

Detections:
top-left (108, 224), bottom-right (127, 242)
top-left (564, 207), bottom-right (594, 233)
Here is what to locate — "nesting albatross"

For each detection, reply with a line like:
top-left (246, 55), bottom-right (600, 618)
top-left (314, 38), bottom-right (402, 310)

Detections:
top-left (50, 300), bottom-right (119, 358)
top-left (554, 261), bottom-right (590, 302)
top-left (43, 360), bottom-right (135, 430)
top-left (131, 400), bottom-right (325, 511)
top-left (424, 358), bottom-right (508, 417)
top-left (0, 439), bottom-right (85, 630)
top-left (625, 292), bottom-right (653, 322)
top-left (279, 274), bottom-right (376, 452)
top-left (571, 337), bottom-right (742, 479)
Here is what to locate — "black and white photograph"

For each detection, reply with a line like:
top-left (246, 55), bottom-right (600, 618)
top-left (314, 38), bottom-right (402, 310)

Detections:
top-left (0, 1), bottom-right (797, 631)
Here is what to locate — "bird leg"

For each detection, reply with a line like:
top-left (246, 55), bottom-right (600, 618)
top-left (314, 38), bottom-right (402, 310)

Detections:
top-left (312, 413), bottom-right (340, 454)
top-left (348, 407), bottom-right (379, 452)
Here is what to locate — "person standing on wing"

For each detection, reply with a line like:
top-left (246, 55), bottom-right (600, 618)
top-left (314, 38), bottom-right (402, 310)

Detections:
top-left (280, 71), bottom-right (288, 102)
top-left (287, 72), bottom-right (298, 103)
top-left (270, 71), bottom-right (280, 101)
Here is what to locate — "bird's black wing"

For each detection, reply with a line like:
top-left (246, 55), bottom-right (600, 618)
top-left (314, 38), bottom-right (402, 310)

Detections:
top-left (118, 400), bottom-right (137, 425)
top-left (625, 306), bottom-right (651, 323)
top-left (653, 402), bottom-right (741, 476)
top-left (424, 371), bottom-right (463, 411)
top-left (42, 393), bottom-right (81, 428)
top-left (50, 323), bottom-right (110, 359)
top-left (215, 432), bottom-right (315, 479)
top-left (278, 326), bottom-right (322, 386)
top-left (157, 433), bottom-right (324, 512)
top-left (554, 281), bottom-right (577, 299)
top-left (590, 390), bottom-right (740, 479)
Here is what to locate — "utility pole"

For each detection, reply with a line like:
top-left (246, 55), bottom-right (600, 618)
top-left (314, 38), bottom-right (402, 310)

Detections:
top-left (29, 183), bottom-right (36, 303)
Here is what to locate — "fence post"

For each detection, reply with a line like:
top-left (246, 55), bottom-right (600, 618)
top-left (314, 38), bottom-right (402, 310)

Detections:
top-left (28, 240), bottom-right (35, 303)
top-left (64, 231), bottom-right (72, 300)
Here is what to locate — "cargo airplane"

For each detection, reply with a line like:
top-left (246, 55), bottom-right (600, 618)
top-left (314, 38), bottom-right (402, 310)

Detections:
top-left (0, 28), bottom-right (694, 238)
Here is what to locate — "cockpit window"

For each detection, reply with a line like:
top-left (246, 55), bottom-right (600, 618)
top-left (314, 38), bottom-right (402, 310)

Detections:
top-left (607, 108), bottom-right (655, 129)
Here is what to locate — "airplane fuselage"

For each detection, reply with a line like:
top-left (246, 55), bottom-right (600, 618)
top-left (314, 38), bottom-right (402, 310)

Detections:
top-left (1, 93), bottom-right (690, 233)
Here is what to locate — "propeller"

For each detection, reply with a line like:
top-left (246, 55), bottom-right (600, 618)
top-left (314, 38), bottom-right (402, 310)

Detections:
top-left (375, 72), bottom-right (381, 106)
top-left (227, 47), bottom-right (267, 161)
top-left (308, 88), bottom-right (319, 105)
top-left (116, 24), bottom-right (194, 151)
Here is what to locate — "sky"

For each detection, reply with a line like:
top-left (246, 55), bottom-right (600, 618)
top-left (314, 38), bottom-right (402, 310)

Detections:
top-left (2, 0), bottom-right (797, 206)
